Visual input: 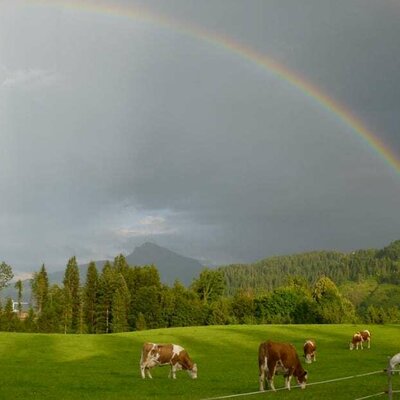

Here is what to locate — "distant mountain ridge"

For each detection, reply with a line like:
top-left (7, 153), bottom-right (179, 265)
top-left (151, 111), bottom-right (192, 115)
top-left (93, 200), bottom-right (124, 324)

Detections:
top-left (1, 243), bottom-right (205, 301)
top-left (47, 242), bottom-right (204, 286)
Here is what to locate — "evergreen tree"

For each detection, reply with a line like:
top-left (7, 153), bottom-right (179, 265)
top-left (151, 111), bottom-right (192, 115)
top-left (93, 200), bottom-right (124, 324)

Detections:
top-left (111, 273), bottom-right (130, 332)
top-left (133, 286), bottom-right (161, 329)
top-left (2, 298), bottom-right (17, 331)
top-left (77, 287), bottom-right (87, 334)
top-left (135, 312), bottom-right (147, 330)
top-left (38, 285), bottom-right (65, 333)
top-left (62, 287), bottom-right (73, 334)
top-left (114, 254), bottom-right (129, 276)
top-left (23, 307), bottom-right (37, 332)
top-left (31, 264), bottom-right (49, 314)
top-left (84, 261), bottom-right (99, 333)
top-left (96, 262), bottom-right (117, 333)
top-left (63, 256), bottom-right (81, 333)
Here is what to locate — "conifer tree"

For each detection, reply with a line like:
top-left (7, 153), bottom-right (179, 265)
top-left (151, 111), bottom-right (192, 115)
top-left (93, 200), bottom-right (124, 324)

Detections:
top-left (31, 264), bottom-right (49, 314)
top-left (63, 256), bottom-right (81, 333)
top-left (96, 261), bottom-right (115, 333)
top-left (114, 254), bottom-right (129, 276)
top-left (3, 298), bottom-right (17, 331)
top-left (111, 273), bottom-right (130, 333)
top-left (84, 262), bottom-right (99, 333)
top-left (62, 287), bottom-right (73, 334)
top-left (23, 307), bottom-right (37, 332)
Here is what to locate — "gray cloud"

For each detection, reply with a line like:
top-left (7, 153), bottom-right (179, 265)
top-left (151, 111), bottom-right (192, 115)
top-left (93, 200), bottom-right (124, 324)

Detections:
top-left (1, 0), bottom-right (400, 271)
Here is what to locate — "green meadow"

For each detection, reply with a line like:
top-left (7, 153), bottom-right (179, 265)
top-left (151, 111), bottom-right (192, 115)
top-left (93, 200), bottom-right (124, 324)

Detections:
top-left (0, 325), bottom-right (399, 400)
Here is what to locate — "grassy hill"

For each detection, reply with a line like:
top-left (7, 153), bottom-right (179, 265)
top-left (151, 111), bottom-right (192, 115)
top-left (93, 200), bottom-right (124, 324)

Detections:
top-left (0, 324), bottom-right (398, 399)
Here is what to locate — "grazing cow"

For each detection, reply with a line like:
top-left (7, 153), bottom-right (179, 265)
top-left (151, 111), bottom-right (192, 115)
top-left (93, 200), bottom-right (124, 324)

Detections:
top-left (303, 340), bottom-right (317, 364)
top-left (140, 343), bottom-right (198, 379)
top-left (350, 332), bottom-right (364, 350)
top-left (258, 340), bottom-right (308, 391)
top-left (389, 353), bottom-right (400, 374)
top-left (349, 330), bottom-right (371, 350)
top-left (360, 330), bottom-right (371, 349)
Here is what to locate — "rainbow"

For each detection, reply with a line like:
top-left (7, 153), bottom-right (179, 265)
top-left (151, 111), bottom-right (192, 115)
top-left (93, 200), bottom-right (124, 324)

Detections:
top-left (29, 0), bottom-right (400, 174)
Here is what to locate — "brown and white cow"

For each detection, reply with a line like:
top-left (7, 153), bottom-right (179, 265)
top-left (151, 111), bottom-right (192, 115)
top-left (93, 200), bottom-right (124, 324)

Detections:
top-left (349, 330), bottom-right (371, 350)
top-left (258, 340), bottom-right (308, 391)
top-left (360, 330), bottom-right (371, 349)
top-left (140, 343), bottom-right (198, 379)
top-left (349, 332), bottom-right (363, 350)
top-left (303, 340), bottom-right (316, 364)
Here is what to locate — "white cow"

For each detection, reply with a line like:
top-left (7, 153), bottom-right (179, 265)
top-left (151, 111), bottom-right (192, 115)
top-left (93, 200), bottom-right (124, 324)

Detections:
top-left (389, 353), bottom-right (400, 374)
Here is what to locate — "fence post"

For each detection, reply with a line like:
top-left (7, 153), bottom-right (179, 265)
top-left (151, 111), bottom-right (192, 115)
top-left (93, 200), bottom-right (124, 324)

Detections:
top-left (388, 356), bottom-right (392, 400)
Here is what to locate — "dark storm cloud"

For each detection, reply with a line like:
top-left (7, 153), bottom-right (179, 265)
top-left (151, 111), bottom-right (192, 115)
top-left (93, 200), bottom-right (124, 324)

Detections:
top-left (1, 0), bottom-right (400, 272)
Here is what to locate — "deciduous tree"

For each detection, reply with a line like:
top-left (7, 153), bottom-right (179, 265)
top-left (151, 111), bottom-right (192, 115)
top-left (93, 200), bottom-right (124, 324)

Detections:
top-left (0, 261), bottom-right (13, 291)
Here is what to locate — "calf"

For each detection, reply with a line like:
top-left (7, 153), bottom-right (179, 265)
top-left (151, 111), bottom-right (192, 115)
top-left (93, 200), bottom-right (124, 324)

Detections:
top-left (140, 343), bottom-right (198, 379)
top-left (303, 340), bottom-right (316, 364)
top-left (349, 332), bottom-right (363, 350)
top-left (258, 340), bottom-right (308, 391)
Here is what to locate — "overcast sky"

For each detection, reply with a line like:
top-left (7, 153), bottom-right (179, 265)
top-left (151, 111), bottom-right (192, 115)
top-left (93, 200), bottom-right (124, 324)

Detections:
top-left (1, 0), bottom-right (400, 276)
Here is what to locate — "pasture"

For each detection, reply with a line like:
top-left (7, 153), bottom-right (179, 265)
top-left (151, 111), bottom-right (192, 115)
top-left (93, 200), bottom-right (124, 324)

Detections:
top-left (0, 324), bottom-right (399, 400)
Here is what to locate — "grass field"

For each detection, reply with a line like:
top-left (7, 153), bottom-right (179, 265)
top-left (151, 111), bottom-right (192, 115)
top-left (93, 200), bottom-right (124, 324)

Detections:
top-left (0, 324), bottom-right (399, 400)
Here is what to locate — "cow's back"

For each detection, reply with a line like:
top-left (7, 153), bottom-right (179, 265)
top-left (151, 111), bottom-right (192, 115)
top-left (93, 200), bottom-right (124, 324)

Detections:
top-left (266, 340), bottom-right (298, 366)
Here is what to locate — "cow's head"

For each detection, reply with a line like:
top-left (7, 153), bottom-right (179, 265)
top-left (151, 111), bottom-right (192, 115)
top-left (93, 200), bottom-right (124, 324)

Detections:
top-left (297, 371), bottom-right (307, 389)
top-left (188, 363), bottom-right (198, 379)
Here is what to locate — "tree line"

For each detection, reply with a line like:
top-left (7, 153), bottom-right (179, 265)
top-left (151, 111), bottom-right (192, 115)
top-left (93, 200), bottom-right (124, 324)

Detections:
top-left (0, 240), bottom-right (399, 333)
top-left (220, 240), bottom-right (400, 294)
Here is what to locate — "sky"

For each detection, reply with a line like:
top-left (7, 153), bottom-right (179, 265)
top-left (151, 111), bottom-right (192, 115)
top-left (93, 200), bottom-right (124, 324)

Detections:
top-left (1, 0), bottom-right (400, 277)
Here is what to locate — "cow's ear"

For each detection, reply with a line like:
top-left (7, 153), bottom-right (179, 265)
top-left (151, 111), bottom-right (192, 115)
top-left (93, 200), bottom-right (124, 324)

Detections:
top-left (303, 371), bottom-right (308, 378)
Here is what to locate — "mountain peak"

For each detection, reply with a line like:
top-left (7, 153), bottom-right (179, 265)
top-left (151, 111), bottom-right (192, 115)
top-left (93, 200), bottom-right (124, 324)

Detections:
top-left (126, 243), bottom-right (204, 285)
top-left (135, 242), bottom-right (166, 251)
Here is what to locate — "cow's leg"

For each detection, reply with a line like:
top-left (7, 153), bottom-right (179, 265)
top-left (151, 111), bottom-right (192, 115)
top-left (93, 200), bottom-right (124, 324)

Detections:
top-left (168, 363), bottom-right (177, 379)
top-left (170, 364), bottom-right (177, 379)
top-left (367, 339), bottom-right (370, 349)
top-left (140, 365), bottom-right (146, 379)
top-left (267, 375), bottom-right (276, 391)
top-left (267, 361), bottom-right (276, 392)
top-left (285, 374), bottom-right (292, 390)
top-left (360, 341), bottom-right (364, 350)
top-left (259, 373), bottom-right (265, 391)
top-left (140, 364), bottom-right (152, 379)
top-left (259, 358), bottom-right (266, 391)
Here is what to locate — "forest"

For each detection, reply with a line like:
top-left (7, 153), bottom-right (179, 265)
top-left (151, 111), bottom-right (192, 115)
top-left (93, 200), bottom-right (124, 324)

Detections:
top-left (0, 240), bottom-right (399, 333)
